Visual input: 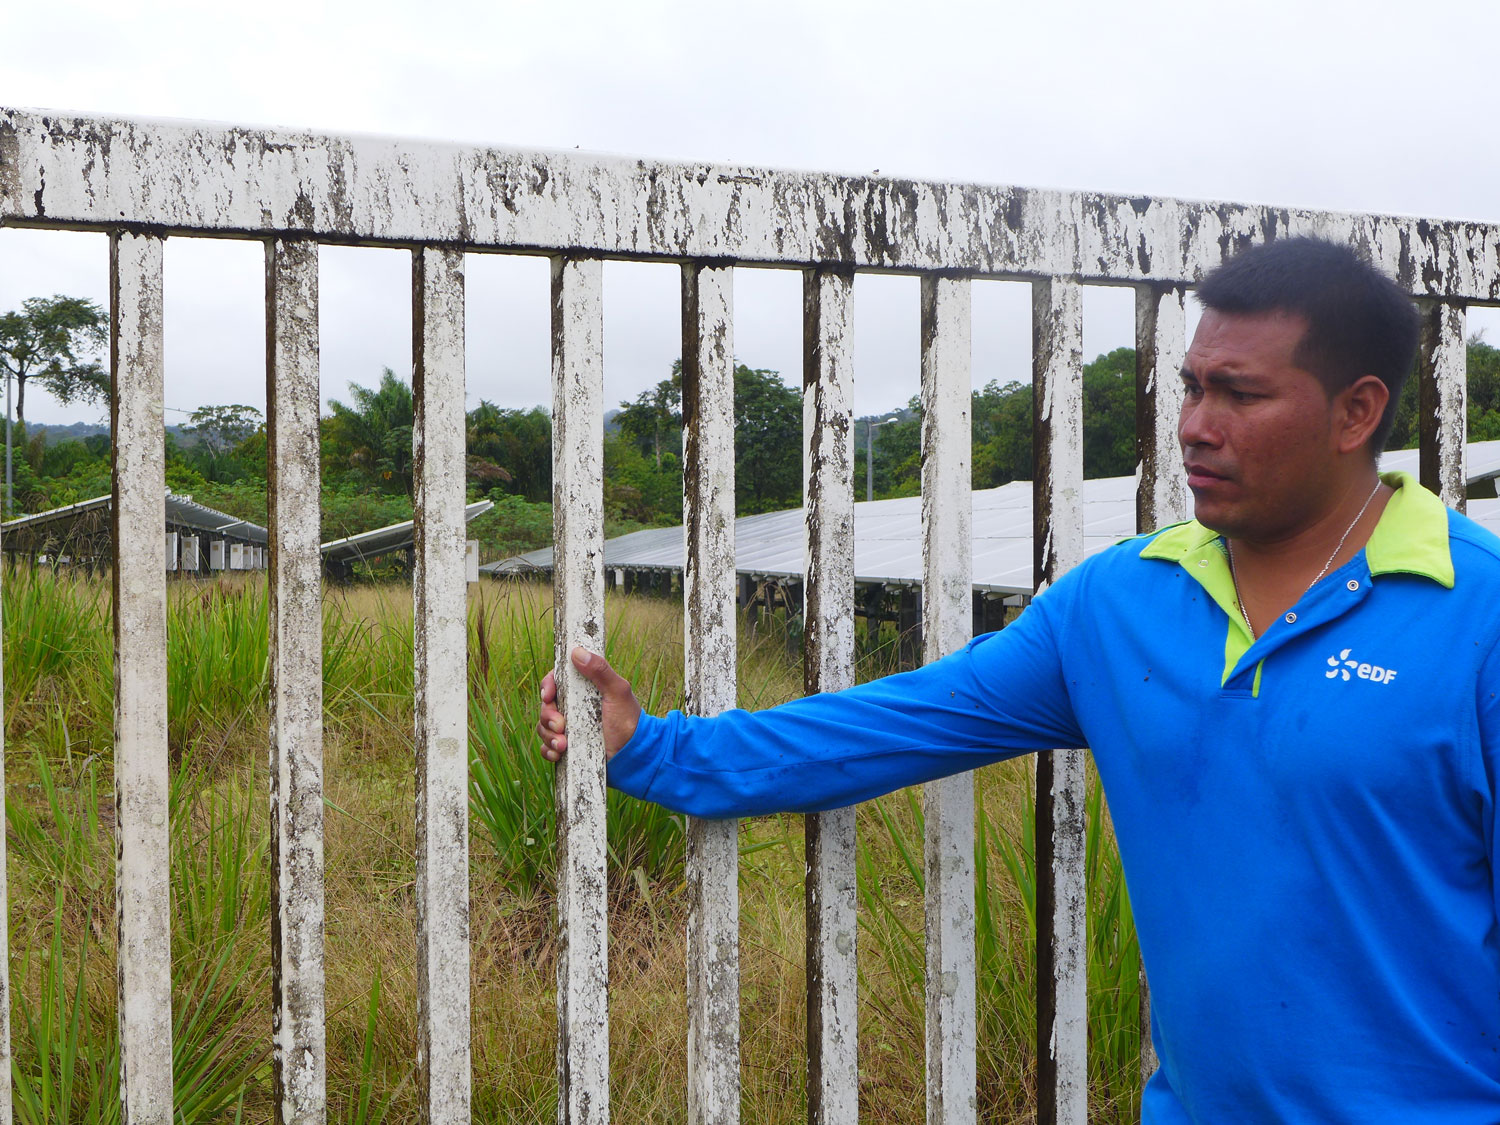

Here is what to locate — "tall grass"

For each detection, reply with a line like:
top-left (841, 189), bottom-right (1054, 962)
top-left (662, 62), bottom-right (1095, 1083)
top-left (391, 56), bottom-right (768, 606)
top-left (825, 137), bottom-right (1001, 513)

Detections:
top-left (167, 584), bottom-right (271, 762)
top-left (8, 751), bottom-right (268, 1122)
top-left (857, 764), bottom-right (1143, 1121)
top-left (1, 567), bottom-right (110, 750)
top-left (1, 568), bottom-right (1144, 1120)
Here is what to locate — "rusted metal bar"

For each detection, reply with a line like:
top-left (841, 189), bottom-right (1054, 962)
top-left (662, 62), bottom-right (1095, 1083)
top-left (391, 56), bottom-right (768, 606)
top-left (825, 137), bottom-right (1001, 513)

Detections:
top-left (412, 245), bottom-right (471, 1121)
top-left (919, 276), bottom-right (976, 1125)
top-left (266, 237), bottom-right (326, 1124)
top-left (551, 254), bottom-right (610, 1125)
top-left (1133, 282), bottom-right (1187, 1086)
top-left (111, 230), bottom-right (173, 1124)
top-left (681, 262), bottom-right (741, 1125)
top-left (1418, 299), bottom-right (1467, 512)
top-left (802, 267), bottom-right (858, 1125)
top-left (1134, 283), bottom-right (1188, 536)
top-left (10, 110), bottom-right (1500, 298)
top-left (1031, 276), bottom-right (1088, 1125)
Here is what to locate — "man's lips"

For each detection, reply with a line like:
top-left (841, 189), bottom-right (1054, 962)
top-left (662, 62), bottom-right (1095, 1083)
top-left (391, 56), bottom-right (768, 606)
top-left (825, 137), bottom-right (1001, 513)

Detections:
top-left (1184, 463), bottom-right (1231, 487)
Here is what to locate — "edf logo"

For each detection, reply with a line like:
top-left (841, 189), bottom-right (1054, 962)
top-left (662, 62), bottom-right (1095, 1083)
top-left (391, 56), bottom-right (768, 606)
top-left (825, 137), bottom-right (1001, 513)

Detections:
top-left (1325, 648), bottom-right (1398, 684)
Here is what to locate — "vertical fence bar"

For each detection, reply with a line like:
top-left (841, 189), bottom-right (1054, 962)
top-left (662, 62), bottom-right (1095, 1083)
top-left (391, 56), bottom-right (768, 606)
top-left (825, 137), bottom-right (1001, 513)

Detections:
top-left (265, 237), bottom-right (326, 1125)
top-left (919, 276), bottom-right (976, 1125)
top-left (1131, 282), bottom-right (1187, 1085)
top-left (1418, 299), bottom-right (1467, 512)
top-left (681, 262), bottom-right (741, 1125)
top-left (802, 266), bottom-right (858, 1125)
top-left (111, 230), bottom-right (173, 1124)
top-left (552, 254), bottom-right (610, 1125)
top-left (1031, 276), bottom-right (1087, 1125)
top-left (412, 246), bottom-right (472, 1121)
top-left (1134, 284), bottom-right (1189, 536)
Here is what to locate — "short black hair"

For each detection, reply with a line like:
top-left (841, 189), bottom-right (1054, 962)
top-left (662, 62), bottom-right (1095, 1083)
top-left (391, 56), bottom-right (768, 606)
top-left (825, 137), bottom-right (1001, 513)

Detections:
top-left (1195, 236), bottom-right (1420, 452)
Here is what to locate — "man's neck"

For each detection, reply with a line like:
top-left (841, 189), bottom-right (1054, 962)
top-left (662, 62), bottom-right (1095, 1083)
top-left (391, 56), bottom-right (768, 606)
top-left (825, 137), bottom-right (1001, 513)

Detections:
top-left (1225, 471), bottom-right (1391, 633)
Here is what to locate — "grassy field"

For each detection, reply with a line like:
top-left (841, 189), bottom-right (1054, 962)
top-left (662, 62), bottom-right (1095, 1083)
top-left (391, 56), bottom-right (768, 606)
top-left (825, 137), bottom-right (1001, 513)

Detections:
top-left (0, 567), bottom-right (1143, 1122)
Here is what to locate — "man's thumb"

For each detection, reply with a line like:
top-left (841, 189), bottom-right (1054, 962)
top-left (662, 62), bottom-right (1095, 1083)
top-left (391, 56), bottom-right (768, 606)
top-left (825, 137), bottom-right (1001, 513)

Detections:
top-left (571, 646), bottom-right (613, 687)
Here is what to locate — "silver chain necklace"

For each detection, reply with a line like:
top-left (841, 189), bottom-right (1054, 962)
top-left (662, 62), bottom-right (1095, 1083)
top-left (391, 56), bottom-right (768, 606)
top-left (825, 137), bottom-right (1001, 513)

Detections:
top-left (1225, 478), bottom-right (1383, 641)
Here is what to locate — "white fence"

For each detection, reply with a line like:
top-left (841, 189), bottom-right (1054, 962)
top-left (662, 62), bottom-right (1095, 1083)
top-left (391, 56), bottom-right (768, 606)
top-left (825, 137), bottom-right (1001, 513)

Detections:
top-left (0, 107), bottom-right (1482, 1124)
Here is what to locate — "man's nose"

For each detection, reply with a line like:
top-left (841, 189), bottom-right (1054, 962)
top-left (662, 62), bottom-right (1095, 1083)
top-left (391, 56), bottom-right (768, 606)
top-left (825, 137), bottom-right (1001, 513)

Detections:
top-left (1178, 397), bottom-right (1221, 448)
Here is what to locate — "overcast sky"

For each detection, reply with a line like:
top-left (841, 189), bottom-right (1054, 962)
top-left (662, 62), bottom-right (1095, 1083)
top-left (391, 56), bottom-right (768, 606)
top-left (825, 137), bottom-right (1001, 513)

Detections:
top-left (5, 0), bottom-right (1500, 427)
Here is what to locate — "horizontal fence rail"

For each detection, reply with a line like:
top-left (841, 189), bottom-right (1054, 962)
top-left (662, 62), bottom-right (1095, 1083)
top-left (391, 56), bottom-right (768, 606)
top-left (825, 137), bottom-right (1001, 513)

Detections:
top-left (6, 110), bottom-right (1500, 295)
top-left (0, 107), bottom-right (1485, 1121)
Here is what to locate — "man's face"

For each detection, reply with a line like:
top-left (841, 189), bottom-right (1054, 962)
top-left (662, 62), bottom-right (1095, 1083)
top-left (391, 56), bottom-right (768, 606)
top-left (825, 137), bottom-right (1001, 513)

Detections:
top-left (1179, 309), bottom-right (1343, 542)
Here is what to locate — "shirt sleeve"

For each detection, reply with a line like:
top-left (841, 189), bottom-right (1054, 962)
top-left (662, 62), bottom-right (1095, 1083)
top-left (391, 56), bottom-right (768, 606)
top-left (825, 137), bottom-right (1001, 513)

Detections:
top-left (605, 585), bottom-right (1085, 818)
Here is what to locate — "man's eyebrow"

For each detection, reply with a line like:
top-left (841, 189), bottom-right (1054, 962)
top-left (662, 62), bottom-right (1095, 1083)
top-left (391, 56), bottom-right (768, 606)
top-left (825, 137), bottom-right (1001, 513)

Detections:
top-left (1178, 366), bottom-right (1266, 387)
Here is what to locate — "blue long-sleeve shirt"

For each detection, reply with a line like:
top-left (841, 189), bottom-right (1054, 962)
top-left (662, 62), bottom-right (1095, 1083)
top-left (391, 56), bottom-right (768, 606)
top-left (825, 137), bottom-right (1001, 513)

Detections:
top-left (608, 472), bottom-right (1500, 1123)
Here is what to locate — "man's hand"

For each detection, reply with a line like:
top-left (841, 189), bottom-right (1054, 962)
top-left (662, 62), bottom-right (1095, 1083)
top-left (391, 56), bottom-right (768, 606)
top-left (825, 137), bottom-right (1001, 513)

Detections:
top-left (537, 646), bottom-right (643, 763)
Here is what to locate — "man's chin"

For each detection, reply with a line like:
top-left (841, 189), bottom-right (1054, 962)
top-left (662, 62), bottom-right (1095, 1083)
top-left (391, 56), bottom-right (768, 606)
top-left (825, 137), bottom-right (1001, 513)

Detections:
top-left (1188, 494), bottom-right (1237, 538)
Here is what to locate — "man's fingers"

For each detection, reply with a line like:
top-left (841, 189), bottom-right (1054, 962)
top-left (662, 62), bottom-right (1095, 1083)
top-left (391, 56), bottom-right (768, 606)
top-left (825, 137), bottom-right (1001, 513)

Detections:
top-left (570, 646), bottom-right (628, 696)
top-left (539, 701), bottom-right (564, 733)
top-left (539, 670), bottom-right (557, 704)
top-left (537, 719), bottom-right (565, 761)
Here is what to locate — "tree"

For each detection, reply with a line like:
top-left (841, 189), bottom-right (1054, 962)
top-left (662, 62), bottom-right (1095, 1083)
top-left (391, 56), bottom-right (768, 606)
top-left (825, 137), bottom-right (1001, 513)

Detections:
top-left (466, 401), bottom-right (553, 503)
top-left (1467, 336), bottom-right (1500, 442)
top-left (611, 362), bottom-right (803, 517)
top-left (857, 403), bottom-right (922, 500)
top-left (1081, 346), bottom-right (1137, 478)
top-left (972, 379), bottom-right (1033, 488)
top-left (0, 296), bottom-right (109, 423)
top-left (617, 372), bottom-right (683, 469)
top-left (323, 369), bottom-right (415, 496)
top-left (732, 365), bottom-right (801, 513)
top-left (187, 404), bottom-right (264, 459)
top-left (969, 348), bottom-right (1138, 488)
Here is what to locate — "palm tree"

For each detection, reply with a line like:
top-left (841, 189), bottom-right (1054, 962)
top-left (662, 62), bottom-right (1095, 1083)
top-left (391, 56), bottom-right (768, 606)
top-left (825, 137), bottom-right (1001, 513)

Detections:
top-left (324, 369), bottom-right (415, 495)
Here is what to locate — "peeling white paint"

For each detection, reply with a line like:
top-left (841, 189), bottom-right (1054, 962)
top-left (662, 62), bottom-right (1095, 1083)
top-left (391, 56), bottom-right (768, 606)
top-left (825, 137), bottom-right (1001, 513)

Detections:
top-left (681, 264), bottom-right (742, 1125)
top-left (1133, 285), bottom-right (1189, 535)
top-left (7, 110), bottom-right (1500, 297)
top-left (111, 230), bottom-right (174, 1125)
top-left (1032, 276), bottom-right (1088, 1125)
top-left (266, 238), bottom-right (327, 1124)
top-left (413, 246), bottom-right (472, 1121)
top-left (1419, 300), bottom-right (1468, 511)
top-left (551, 255), bottom-right (610, 1125)
top-left (919, 277), bottom-right (977, 1125)
top-left (802, 268), bottom-right (859, 1125)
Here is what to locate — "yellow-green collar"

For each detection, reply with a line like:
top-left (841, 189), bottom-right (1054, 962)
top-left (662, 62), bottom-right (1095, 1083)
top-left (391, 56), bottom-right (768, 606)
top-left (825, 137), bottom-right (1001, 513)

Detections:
top-left (1139, 471), bottom-right (1453, 589)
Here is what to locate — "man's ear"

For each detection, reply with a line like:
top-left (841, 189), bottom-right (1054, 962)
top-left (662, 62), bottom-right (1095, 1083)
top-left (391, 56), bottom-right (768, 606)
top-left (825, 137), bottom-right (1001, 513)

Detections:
top-left (1334, 375), bottom-right (1390, 455)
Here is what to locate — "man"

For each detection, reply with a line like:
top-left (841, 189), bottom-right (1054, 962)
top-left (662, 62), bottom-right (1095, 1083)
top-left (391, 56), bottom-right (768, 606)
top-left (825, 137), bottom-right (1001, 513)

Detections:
top-left (538, 238), bottom-right (1500, 1123)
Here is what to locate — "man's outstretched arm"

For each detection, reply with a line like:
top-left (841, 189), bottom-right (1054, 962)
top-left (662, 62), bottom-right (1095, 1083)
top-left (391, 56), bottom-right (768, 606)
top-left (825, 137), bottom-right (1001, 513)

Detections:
top-left (534, 586), bottom-right (1086, 819)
